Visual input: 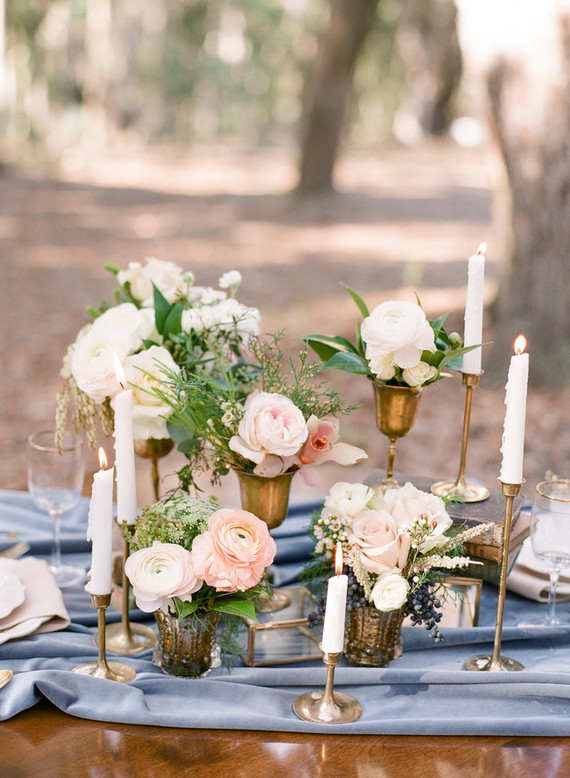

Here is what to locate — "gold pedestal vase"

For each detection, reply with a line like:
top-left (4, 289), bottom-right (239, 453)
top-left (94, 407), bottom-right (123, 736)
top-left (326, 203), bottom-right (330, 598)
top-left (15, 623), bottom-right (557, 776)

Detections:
top-left (153, 610), bottom-right (221, 678)
top-left (234, 468), bottom-right (296, 612)
top-left (345, 606), bottom-right (404, 667)
top-left (372, 382), bottom-right (423, 491)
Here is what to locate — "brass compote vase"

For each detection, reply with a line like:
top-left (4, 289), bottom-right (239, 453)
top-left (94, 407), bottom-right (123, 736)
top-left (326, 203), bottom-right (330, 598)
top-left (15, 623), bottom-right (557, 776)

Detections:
top-left (372, 382), bottom-right (423, 491)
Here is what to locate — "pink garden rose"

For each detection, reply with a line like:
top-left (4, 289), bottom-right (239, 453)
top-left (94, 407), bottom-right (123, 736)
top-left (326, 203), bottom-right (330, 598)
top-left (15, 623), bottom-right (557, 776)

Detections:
top-left (229, 391), bottom-right (308, 467)
top-left (124, 541), bottom-right (203, 612)
top-left (191, 508), bottom-right (277, 592)
top-left (348, 509), bottom-right (411, 576)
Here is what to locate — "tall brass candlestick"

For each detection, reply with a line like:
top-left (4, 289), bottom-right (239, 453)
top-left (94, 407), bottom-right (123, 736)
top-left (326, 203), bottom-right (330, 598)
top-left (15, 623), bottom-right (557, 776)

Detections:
top-left (431, 373), bottom-right (490, 503)
top-left (102, 538), bottom-right (157, 656)
top-left (293, 650), bottom-right (362, 724)
top-left (463, 481), bottom-right (526, 672)
top-left (73, 593), bottom-right (136, 682)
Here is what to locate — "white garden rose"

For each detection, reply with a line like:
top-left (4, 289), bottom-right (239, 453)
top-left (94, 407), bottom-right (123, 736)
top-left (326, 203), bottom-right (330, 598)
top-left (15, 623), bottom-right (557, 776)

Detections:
top-left (123, 345), bottom-right (180, 439)
top-left (117, 258), bottom-right (187, 307)
top-left (323, 481), bottom-right (375, 519)
top-left (402, 361), bottom-right (438, 387)
top-left (70, 326), bottom-right (129, 403)
top-left (124, 541), bottom-right (203, 613)
top-left (92, 303), bottom-right (158, 353)
top-left (361, 300), bottom-right (436, 369)
top-left (371, 572), bottom-right (410, 612)
top-left (383, 482), bottom-right (452, 552)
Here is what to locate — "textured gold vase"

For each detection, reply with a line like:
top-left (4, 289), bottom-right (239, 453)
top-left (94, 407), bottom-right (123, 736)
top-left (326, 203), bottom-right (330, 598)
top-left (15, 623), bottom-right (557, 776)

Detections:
top-left (153, 610), bottom-right (220, 677)
top-left (134, 437), bottom-right (175, 502)
top-left (234, 469), bottom-right (296, 530)
top-left (345, 606), bottom-right (404, 667)
top-left (372, 382), bottom-right (423, 490)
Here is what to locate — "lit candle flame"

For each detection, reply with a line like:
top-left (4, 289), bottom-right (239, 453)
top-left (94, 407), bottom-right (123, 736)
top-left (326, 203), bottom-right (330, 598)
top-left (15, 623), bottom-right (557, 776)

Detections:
top-left (334, 543), bottom-right (343, 575)
top-left (113, 352), bottom-right (126, 390)
top-left (476, 242), bottom-right (487, 255)
top-left (98, 447), bottom-right (108, 470)
top-left (514, 334), bottom-right (527, 355)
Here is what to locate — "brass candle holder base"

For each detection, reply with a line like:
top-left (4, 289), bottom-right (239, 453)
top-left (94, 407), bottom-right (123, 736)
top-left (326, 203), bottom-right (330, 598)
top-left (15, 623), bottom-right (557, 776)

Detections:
top-left (73, 593), bottom-right (136, 682)
top-left (431, 373), bottom-right (490, 503)
top-left (96, 538), bottom-right (157, 656)
top-left (463, 481), bottom-right (526, 673)
top-left (293, 650), bottom-right (362, 724)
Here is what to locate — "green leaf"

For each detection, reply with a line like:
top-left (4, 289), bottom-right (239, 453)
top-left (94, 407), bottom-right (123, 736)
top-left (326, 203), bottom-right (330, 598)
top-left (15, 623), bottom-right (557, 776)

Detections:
top-left (211, 598), bottom-right (257, 621)
top-left (153, 284), bottom-right (173, 335)
top-left (342, 284), bottom-right (370, 318)
top-left (303, 334), bottom-right (357, 363)
top-left (104, 263), bottom-right (120, 276)
top-left (162, 301), bottom-right (183, 338)
top-left (176, 599), bottom-right (200, 619)
top-left (323, 351), bottom-right (370, 374)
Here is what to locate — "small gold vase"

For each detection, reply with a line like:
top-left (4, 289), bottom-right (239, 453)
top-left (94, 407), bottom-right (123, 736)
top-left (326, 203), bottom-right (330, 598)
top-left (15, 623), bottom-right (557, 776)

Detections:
top-left (134, 437), bottom-right (175, 502)
top-left (153, 610), bottom-right (220, 677)
top-left (345, 606), bottom-right (404, 667)
top-left (234, 469), bottom-right (296, 531)
top-left (372, 382), bottom-right (424, 491)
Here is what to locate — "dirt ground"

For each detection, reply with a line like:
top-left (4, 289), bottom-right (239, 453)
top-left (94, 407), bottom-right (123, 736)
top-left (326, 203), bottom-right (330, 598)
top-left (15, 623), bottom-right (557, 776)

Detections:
top-left (1, 138), bottom-right (569, 509)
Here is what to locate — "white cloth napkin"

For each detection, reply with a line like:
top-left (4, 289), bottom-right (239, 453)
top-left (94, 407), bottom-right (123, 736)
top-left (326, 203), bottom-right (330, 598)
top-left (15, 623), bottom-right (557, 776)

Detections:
top-left (0, 557), bottom-right (70, 643)
top-left (507, 538), bottom-right (570, 602)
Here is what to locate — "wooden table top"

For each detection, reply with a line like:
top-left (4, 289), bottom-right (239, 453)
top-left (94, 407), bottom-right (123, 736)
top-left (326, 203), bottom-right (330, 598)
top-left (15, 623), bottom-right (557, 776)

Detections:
top-left (2, 701), bottom-right (570, 778)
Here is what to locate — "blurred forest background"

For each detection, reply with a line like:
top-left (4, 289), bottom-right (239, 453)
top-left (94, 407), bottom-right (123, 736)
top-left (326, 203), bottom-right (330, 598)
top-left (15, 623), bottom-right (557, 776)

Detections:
top-left (1, 0), bottom-right (569, 504)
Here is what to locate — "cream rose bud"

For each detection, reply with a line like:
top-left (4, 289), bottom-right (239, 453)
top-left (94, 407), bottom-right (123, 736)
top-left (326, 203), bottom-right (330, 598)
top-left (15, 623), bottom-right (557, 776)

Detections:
top-left (402, 361), bottom-right (438, 387)
top-left (371, 572), bottom-right (410, 612)
top-left (383, 482), bottom-right (452, 551)
top-left (124, 541), bottom-right (203, 613)
top-left (117, 257), bottom-right (186, 307)
top-left (362, 300), bottom-right (436, 369)
top-left (123, 345), bottom-right (180, 440)
top-left (369, 353), bottom-right (397, 381)
top-left (228, 391), bottom-right (308, 462)
top-left (324, 482), bottom-right (374, 519)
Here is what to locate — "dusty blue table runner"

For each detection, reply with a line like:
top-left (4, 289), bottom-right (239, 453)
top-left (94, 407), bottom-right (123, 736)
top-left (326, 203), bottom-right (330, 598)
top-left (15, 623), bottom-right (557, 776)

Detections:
top-left (1, 489), bottom-right (570, 735)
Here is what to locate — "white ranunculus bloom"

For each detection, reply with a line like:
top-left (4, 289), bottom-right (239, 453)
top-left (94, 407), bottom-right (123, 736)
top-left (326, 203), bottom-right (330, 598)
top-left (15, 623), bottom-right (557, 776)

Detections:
top-left (70, 325), bottom-right (131, 403)
top-left (402, 361), bottom-right (438, 387)
top-left (371, 572), bottom-right (409, 611)
top-left (117, 257), bottom-right (186, 307)
top-left (123, 345), bottom-right (180, 439)
top-left (323, 481), bottom-right (375, 519)
top-left (362, 300), bottom-right (436, 369)
top-left (383, 482), bottom-right (452, 552)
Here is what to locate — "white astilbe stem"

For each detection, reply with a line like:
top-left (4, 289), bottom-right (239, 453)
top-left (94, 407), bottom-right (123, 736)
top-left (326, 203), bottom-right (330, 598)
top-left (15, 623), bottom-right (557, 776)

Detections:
top-left (349, 552), bottom-right (374, 600)
top-left (432, 522), bottom-right (495, 554)
top-left (419, 554), bottom-right (476, 570)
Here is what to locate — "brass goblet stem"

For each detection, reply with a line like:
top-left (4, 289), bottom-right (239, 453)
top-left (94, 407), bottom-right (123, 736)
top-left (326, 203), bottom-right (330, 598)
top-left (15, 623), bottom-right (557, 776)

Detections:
top-left (431, 373), bottom-right (490, 502)
top-left (134, 438), bottom-right (174, 503)
top-left (73, 594), bottom-right (136, 682)
top-left (463, 481), bottom-right (526, 672)
top-left (293, 650), bottom-right (362, 724)
top-left (372, 383), bottom-right (423, 492)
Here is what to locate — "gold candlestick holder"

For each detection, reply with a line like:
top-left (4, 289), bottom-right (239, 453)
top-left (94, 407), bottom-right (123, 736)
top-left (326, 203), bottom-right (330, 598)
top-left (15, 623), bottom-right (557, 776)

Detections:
top-left (293, 649), bottom-right (362, 724)
top-left (463, 481), bottom-right (526, 672)
top-left (73, 593), bottom-right (136, 682)
top-left (431, 372), bottom-right (490, 503)
top-left (101, 538), bottom-right (157, 656)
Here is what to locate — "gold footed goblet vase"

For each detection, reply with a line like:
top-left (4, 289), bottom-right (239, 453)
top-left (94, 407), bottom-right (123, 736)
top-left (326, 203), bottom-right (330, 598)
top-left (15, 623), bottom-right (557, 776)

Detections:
top-left (372, 382), bottom-right (423, 492)
top-left (134, 438), bottom-right (175, 502)
top-left (234, 468), bottom-right (297, 613)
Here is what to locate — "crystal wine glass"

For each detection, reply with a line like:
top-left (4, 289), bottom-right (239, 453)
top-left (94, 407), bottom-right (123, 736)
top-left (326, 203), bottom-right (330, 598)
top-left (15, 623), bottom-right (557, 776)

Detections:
top-left (523, 479), bottom-right (570, 626)
top-left (27, 429), bottom-right (86, 588)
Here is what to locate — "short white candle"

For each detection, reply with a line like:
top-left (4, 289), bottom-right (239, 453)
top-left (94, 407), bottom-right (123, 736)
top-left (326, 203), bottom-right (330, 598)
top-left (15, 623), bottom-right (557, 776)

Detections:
top-left (86, 448), bottom-right (114, 595)
top-left (462, 242), bottom-right (486, 374)
top-left (113, 354), bottom-right (138, 525)
top-left (499, 335), bottom-right (529, 484)
top-left (321, 543), bottom-right (348, 655)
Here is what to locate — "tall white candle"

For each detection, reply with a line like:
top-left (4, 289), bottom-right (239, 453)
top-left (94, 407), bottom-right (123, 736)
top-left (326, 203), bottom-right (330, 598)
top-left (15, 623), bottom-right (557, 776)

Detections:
top-left (462, 242), bottom-right (486, 374)
top-left (113, 354), bottom-right (137, 525)
top-left (499, 335), bottom-right (529, 484)
top-left (321, 544), bottom-right (348, 655)
top-left (86, 448), bottom-right (114, 595)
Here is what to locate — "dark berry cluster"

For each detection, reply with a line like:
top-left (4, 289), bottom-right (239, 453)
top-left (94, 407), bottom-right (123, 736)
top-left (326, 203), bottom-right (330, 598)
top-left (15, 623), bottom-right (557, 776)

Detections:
top-left (405, 579), bottom-right (444, 643)
top-left (346, 568), bottom-right (367, 612)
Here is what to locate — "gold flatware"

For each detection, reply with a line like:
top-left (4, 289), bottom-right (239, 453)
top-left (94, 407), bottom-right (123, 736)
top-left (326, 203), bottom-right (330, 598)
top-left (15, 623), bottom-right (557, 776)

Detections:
top-left (0, 542), bottom-right (30, 559)
top-left (0, 670), bottom-right (13, 689)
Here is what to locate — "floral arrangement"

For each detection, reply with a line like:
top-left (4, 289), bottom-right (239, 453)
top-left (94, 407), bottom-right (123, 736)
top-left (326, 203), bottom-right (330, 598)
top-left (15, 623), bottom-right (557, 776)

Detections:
top-left (304, 287), bottom-right (473, 388)
top-left (157, 333), bottom-right (368, 489)
top-left (56, 258), bottom-right (259, 448)
top-left (124, 492), bottom-right (276, 623)
top-left (304, 481), bottom-right (492, 642)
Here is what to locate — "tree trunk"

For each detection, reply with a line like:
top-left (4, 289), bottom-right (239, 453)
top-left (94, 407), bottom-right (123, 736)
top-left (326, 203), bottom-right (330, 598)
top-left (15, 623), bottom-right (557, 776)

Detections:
top-left (296, 0), bottom-right (378, 195)
top-left (485, 8), bottom-right (570, 385)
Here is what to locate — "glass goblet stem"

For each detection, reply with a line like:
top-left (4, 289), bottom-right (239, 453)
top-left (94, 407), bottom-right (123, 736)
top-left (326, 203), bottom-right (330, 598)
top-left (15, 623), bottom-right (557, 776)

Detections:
top-left (49, 508), bottom-right (63, 575)
top-left (545, 567), bottom-right (561, 626)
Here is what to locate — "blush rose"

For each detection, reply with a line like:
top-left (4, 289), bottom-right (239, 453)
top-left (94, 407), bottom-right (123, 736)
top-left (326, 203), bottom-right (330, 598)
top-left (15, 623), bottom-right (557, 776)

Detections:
top-left (348, 509), bottom-right (411, 575)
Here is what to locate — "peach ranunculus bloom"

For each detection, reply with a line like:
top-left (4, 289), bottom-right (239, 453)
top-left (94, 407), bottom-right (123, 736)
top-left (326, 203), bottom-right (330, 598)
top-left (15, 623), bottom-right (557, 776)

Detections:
top-left (191, 508), bottom-right (277, 592)
top-left (124, 541), bottom-right (203, 613)
top-left (228, 390), bottom-right (308, 474)
top-left (348, 509), bottom-right (411, 576)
